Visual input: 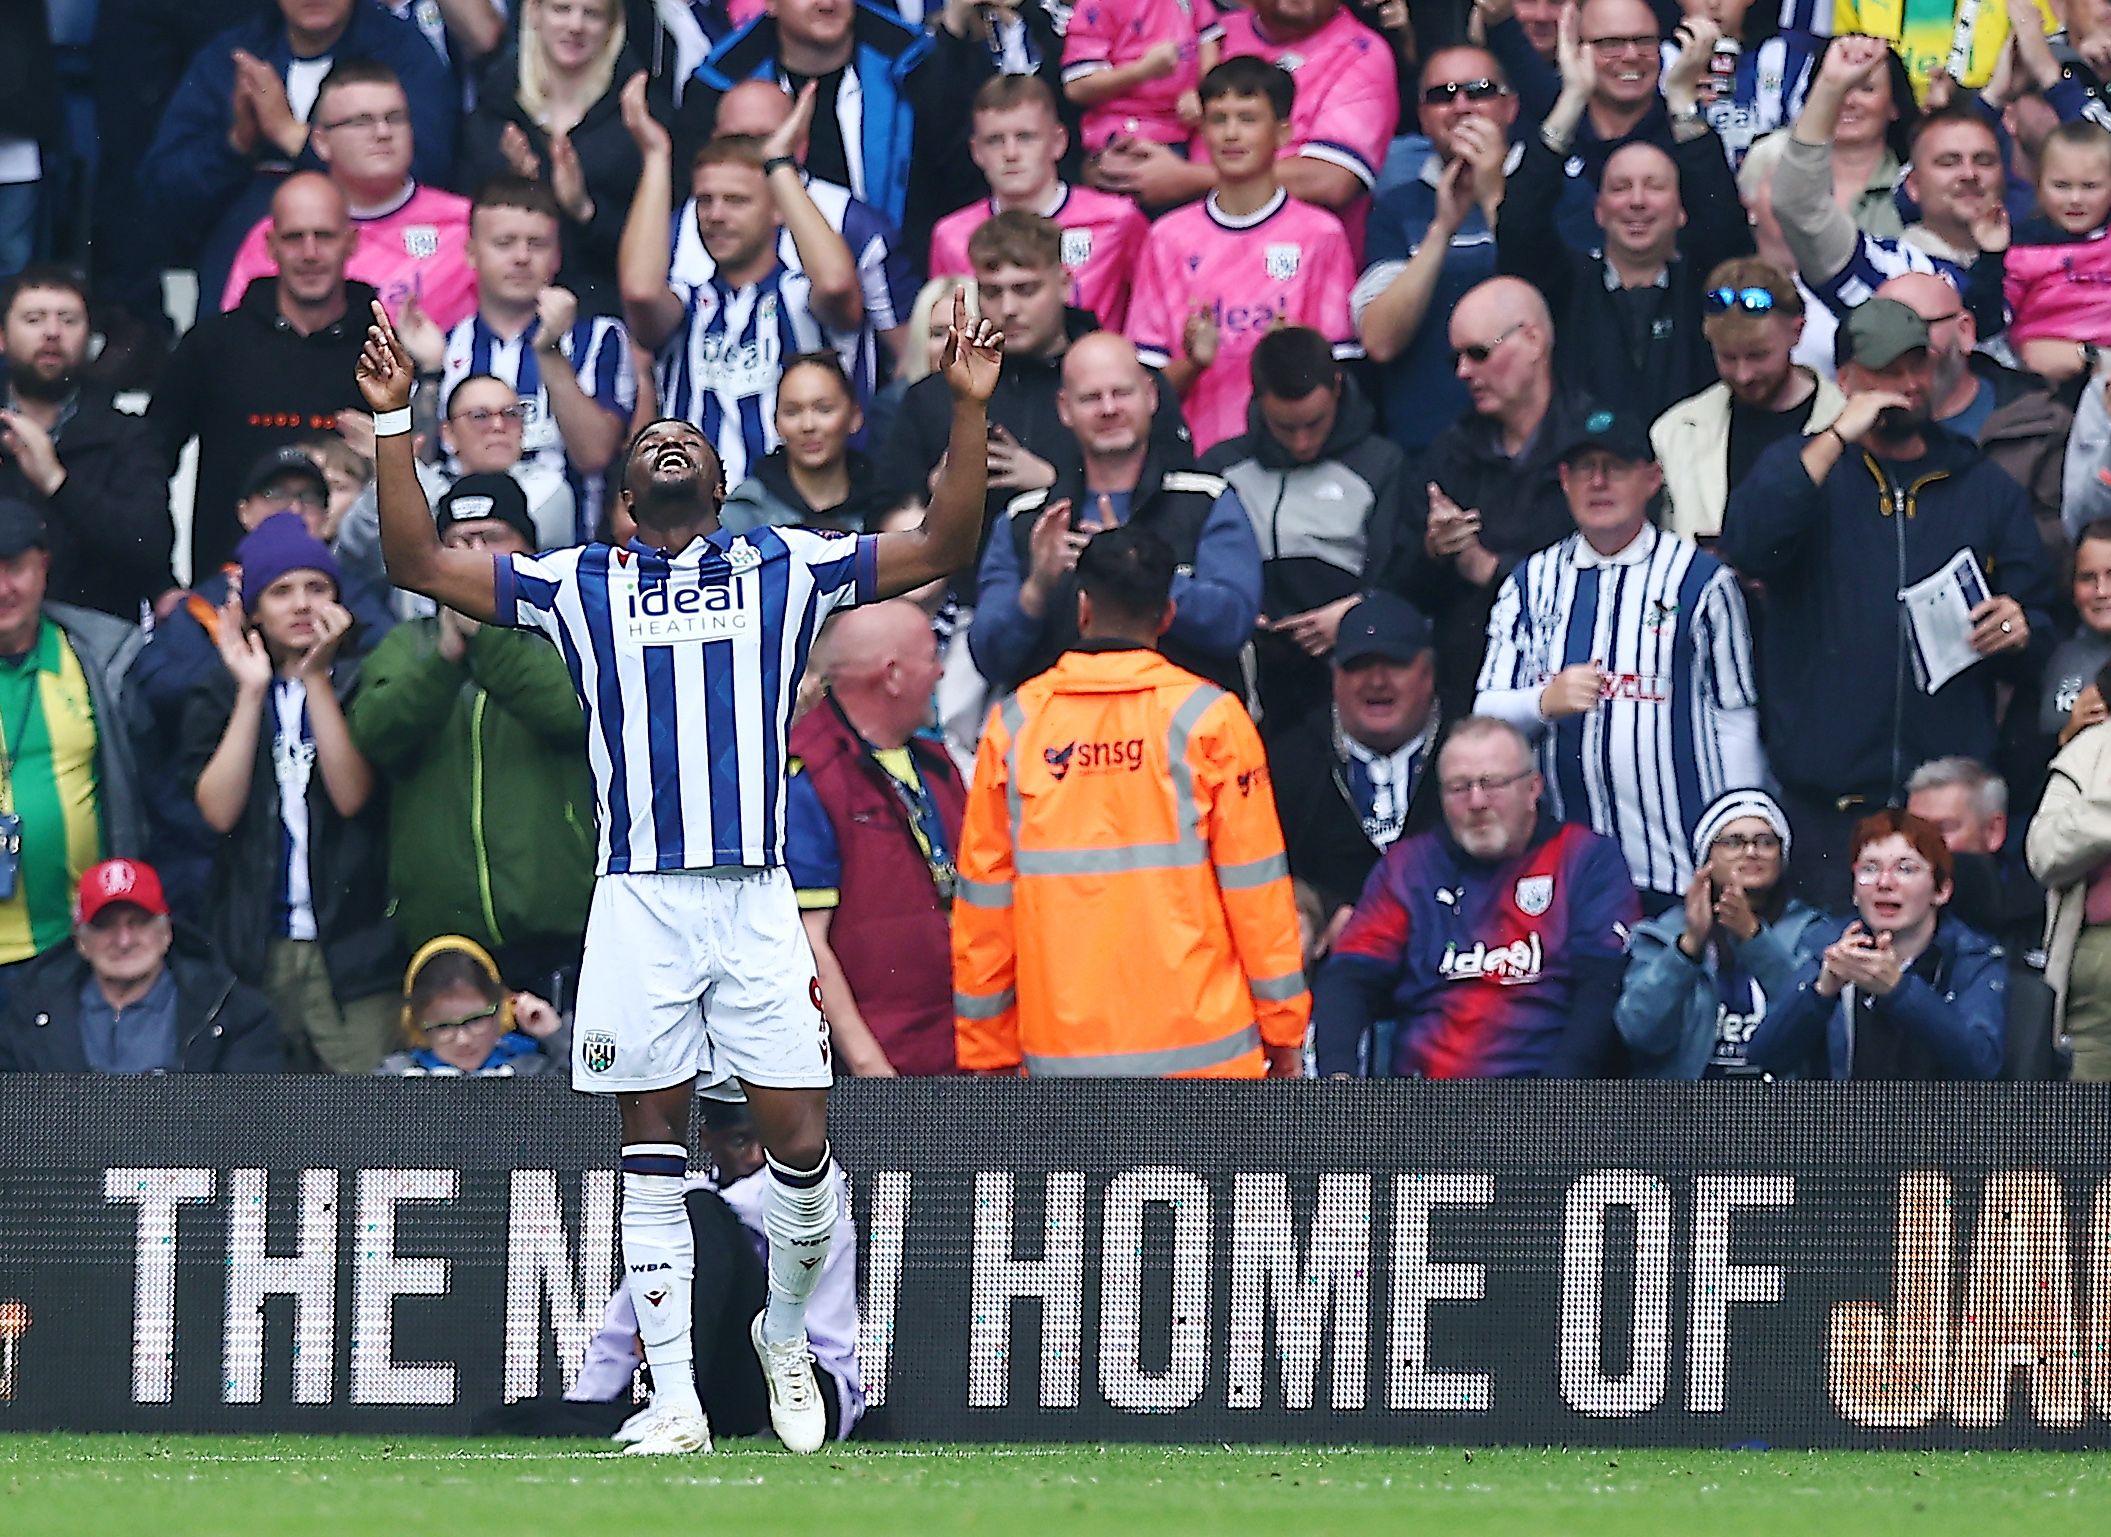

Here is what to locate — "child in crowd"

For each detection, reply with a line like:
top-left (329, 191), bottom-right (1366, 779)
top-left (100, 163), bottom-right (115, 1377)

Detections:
top-left (928, 75), bottom-right (1150, 329)
top-left (301, 434), bottom-right (374, 542)
top-left (182, 514), bottom-right (398, 1075)
top-left (1125, 57), bottom-right (1359, 453)
top-left (1063, 0), bottom-right (1223, 155)
top-left (2004, 119), bottom-right (2111, 381)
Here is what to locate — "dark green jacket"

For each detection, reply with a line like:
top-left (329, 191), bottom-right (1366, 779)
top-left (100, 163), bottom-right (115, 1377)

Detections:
top-left (348, 619), bottom-right (594, 953)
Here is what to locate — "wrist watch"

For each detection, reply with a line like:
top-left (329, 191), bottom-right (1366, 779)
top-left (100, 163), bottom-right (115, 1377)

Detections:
top-left (763, 155), bottom-right (799, 177)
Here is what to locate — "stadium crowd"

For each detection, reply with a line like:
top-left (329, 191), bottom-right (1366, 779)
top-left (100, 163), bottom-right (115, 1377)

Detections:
top-left (9, 0), bottom-right (2111, 1083)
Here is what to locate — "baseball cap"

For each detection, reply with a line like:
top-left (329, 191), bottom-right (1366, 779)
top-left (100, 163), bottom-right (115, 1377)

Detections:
top-left (435, 473), bottom-right (537, 548)
top-left (1558, 407), bottom-right (1655, 466)
top-left (74, 858), bottom-right (169, 926)
top-left (239, 446), bottom-right (330, 505)
top-left (0, 497), bottom-right (48, 559)
top-left (1334, 592), bottom-right (1433, 668)
top-left (1836, 297), bottom-right (1930, 371)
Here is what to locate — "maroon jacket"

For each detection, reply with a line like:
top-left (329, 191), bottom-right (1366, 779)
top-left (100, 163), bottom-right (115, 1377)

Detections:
top-left (789, 698), bottom-right (967, 1075)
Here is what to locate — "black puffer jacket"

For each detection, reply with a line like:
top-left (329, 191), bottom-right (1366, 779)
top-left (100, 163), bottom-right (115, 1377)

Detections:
top-left (0, 931), bottom-right (281, 1074)
top-left (176, 660), bottom-right (400, 1006)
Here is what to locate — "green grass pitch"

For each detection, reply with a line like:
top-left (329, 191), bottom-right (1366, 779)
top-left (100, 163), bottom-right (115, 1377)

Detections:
top-left (5, 1437), bottom-right (2111, 1534)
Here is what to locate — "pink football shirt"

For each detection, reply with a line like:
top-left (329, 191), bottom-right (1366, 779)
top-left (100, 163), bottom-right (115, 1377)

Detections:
top-left (1063, 0), bottom-right (1222, 152)
top-left (221, 183), bottom-right (476, 329)
top-left (927, 183), bottom-right (1152, 330)
top-left (1125, 190), bottom-right (1361, 453)
top-left (1208, 7), bottom-right (1400, 250)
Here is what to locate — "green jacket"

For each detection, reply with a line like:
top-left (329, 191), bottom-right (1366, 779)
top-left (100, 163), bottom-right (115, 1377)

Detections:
top-left (348, 618), bottom-right (594, 953)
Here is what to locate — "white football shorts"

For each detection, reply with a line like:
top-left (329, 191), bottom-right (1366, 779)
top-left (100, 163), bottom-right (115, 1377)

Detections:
top-left (571, 867), bottom-right (832, 1095)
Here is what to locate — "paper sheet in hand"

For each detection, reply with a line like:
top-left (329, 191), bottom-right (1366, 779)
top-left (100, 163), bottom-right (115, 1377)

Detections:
top-left (1900, 549), bottom-right (1990, 695)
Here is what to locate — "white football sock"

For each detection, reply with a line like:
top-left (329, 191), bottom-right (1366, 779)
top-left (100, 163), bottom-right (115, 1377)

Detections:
top-left (761, 1147), bottom-right (837, 1347)
top-left (621, 1143), bottom-right (701, 1419)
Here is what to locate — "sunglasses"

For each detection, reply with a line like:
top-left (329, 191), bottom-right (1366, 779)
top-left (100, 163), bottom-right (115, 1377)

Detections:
top-left (1422, 78), bottom-right (1509, 105)
top-left (422, 1001), bottom-right (503, 1033)
top-left (1451, 322), bottom-right (1523, 365)
top-left (1703, 286), bottom-right (1780, 316)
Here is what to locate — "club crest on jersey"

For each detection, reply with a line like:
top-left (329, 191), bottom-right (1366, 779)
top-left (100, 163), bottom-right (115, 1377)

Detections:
top-left (1265, 243), bottom-right (1302, 282)
top-left (1061, 227), bottom-right (1095, 269)
top-left (1515, 875), bottom-right (1554, 916)
top-left (581, 1031), bottom-right (617, 1074)
top-left (724, 541), bottom-right (762, 571)
top-left (402, 226), bottom-right (440, 260)
top-left (1278, 51), bottom-right (1305, 71)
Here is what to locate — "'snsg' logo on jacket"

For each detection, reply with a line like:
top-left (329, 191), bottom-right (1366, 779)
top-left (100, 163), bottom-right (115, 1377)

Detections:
top-left (1042, 738), bottom-right (1145, 781)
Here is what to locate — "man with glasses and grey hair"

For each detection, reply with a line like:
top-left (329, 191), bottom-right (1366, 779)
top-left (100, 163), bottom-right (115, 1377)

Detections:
top-left (1907, 754), bottom-right (2045, 956)
top-left (1313, 714), bottom-right (1639, 1078)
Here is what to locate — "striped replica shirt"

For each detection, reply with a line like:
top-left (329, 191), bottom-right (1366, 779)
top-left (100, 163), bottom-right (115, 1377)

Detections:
top-left (656, 262), bottom-right (846, 490)
top-left (670, 178), bottom-right (914, 410)
top-left (494, 527), bottom-right (878, 873)
top-left (1473, 524), bottom-right (1765, 896)
top-left (0, 621), bottom-right (104, 962)
top-left (440, 311), bottom-right (637, 540)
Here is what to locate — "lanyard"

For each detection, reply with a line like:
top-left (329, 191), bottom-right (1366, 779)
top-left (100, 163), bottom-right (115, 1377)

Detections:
top-left (0, 657), bottom-right (40, 814)
top-left (830, 693), bottom-right (958, 905)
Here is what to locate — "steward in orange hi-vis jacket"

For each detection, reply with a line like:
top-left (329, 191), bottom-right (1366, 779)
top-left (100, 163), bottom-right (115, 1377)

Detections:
top-left (951, 524), bottom-right (1309, 1078)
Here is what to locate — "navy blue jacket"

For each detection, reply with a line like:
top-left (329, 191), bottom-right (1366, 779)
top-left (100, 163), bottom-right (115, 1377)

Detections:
top-left (144, 1), bottom-right (458, 283)
top-left (1718, 427), bottom-right (2054, 803)
top-left (1745, 914), bottom-right (2006, 1080)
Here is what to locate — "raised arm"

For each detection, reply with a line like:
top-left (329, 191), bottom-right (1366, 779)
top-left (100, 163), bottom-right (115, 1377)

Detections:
top-left (357, 300), bottom-right (501, 622)
top-left (616, 72), bottom-right (688, 356)
top-left (872, 291), bottom-right (1003, 599)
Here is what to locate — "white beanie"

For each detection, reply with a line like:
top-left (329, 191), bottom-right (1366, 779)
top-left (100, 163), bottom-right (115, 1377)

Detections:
top-left (1691, 789), bottom-right (1792, 867)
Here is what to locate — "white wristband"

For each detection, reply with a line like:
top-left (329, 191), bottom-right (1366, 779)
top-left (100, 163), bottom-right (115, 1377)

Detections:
top-left (373, 407), bottom-right (413, 437)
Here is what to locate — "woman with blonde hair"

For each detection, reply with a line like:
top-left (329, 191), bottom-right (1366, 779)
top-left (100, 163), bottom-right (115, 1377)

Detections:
top-left (461, 0), bottom-right (654, 310)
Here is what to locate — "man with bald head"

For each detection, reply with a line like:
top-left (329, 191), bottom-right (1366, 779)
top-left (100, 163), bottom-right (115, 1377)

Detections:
top-left (150, 170), bottom-right (380, 574)
top-left (1387, 276), bottom-right (1590, 720)
top-left (677, 79), bottom-right (916, 404)
top-left (970, 332), bottom-right (1263, 695)
top-left (786, 599), bottom-right (965, 1076)
top-left (1498, 20), bottom-right (1753, 425)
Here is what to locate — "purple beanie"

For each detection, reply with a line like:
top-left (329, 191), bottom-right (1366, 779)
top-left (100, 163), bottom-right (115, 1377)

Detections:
top-left (236, 512), bottom-right (341, 615)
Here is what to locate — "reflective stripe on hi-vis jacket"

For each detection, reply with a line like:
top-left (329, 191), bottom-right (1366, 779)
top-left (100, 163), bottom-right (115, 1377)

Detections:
top-left (950, 646), bottom-right (1310, 1078)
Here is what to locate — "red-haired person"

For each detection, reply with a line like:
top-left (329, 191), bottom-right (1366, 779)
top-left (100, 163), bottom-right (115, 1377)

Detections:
top-left (1746, 809), bottom-right (2005, 1080)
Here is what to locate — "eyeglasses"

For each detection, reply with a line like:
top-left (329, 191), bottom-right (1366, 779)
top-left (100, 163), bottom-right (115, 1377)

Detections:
top-left (1422, 78), bottom-right (1510, 106)
top-left (1451, 322), bottom-right (1523, 366)
top-left (1703, 286), bottom-right (1780, 316)
top-left (1712, 832), bottom-right (1782, 855)
top-left (1439, 768), bottom-right (1535, 799)
top-left (1854, 859), bottom-right (1930, 885)
top-left (259, 485), bottom-right (327, 509)
top-left (422, 1001), bottom-right (502, 1033)
top-left (451, 402), bottom-right (538, 426)
top-left (319, 109), bottom-right (411, 135)
top-left (1585, 34), bottom-right (1658, 54)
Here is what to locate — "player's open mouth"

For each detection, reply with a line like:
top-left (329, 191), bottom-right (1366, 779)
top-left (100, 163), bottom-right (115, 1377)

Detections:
top-left (653, 446), bottom-right (692, 472)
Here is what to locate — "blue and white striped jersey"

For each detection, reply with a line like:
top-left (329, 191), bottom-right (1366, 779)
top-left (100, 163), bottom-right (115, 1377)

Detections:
top-left (494, 526), bottom-right (879, 874)
top-left (1474, 524), bottom-right (1767, 896)
top-left (655, 263), bottom-right (844, 491)
top-left (440, 311), bottom-right (637, 541)
top-left (670, 178), bottom-right (914, 408)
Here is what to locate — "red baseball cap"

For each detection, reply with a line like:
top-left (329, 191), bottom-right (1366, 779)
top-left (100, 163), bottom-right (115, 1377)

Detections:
top-left (74, 859), bottom-right (170, 925)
